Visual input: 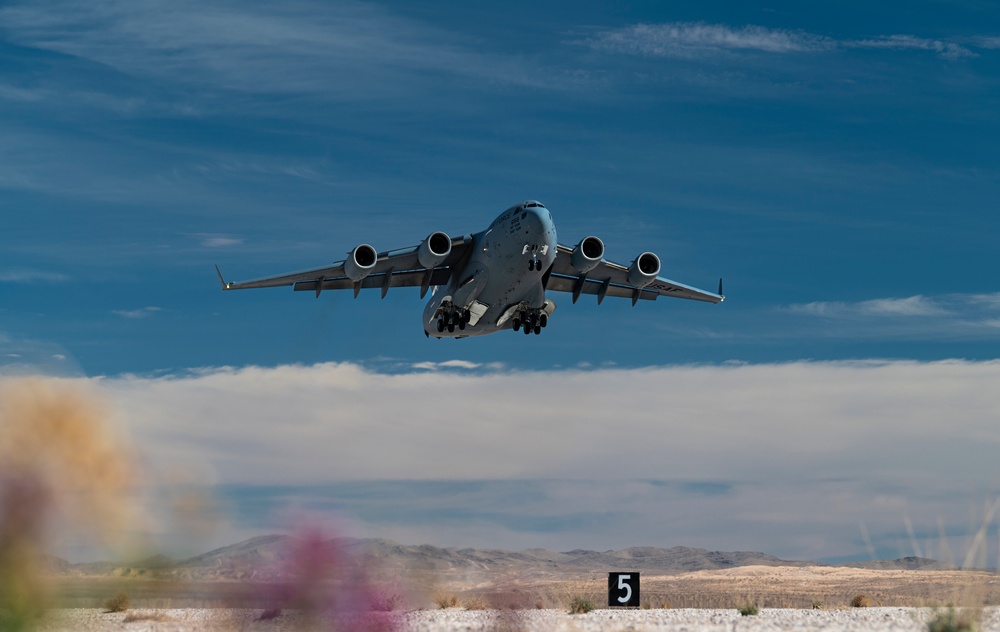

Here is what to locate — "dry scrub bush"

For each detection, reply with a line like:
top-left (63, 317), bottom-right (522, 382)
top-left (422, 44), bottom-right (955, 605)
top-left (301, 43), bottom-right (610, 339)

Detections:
top-left (738, 603), bottom-right (759, 616)
top-left (926, 607), bottom-right (979, 632)
top-left (104, 591), bottom-right (131, 613)
top-left (434, 594), bottom-right (459, 609)
top-left (851, 594), bottom-right (872, 608)
top-left (568, 596), bottom-right (594, 614)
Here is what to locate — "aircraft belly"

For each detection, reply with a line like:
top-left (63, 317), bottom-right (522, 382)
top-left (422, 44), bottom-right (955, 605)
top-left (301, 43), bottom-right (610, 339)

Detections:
top-left (424, 205), bottom-right (557, 338)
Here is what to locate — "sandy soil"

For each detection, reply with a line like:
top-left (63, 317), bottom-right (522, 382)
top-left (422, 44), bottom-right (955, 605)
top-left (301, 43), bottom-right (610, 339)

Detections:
top-left (30, 565), bottom-right (999, 631)
top-left (443, 565), bottom-right (1000, 610)
top-left (31, 606), bottom-right (1000, 632)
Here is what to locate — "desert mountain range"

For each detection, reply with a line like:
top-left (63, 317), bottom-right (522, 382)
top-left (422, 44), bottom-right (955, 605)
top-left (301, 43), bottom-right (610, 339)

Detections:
top-left (44, 535), bottom-right (951, 583)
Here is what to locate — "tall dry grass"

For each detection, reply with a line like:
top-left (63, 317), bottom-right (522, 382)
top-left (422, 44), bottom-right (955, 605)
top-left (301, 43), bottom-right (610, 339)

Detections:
top-left (0, 377), bottom-right (144, 629)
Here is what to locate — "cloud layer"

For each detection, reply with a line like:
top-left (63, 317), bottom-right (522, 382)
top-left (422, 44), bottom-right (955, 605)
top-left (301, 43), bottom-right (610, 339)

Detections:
top-left (27, 359), bottom-right (995, 562)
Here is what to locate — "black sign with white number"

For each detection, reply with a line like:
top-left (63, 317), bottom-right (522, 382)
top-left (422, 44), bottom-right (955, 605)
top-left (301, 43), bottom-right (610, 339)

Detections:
top-left (607, 572), bottom-right (640, 608)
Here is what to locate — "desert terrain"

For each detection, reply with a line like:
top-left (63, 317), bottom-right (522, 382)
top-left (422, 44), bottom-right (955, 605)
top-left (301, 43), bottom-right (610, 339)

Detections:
top-left (46, 536), bottom-right (1000, 610)
top-left (11, 536), bottom-right (996, 631)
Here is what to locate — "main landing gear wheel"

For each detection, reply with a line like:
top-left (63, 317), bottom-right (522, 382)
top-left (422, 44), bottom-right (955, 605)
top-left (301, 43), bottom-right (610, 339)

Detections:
top-left (511, 306), bottom-right (550, 336)
top-left (437, 307), bottom-right (471, 335)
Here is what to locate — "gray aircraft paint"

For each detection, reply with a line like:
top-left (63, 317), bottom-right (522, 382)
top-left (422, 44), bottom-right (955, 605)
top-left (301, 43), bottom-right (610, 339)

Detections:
top-left (216, 200), bottom-right (723, 339)
top-left (421, 203), bottom-right (557, 338)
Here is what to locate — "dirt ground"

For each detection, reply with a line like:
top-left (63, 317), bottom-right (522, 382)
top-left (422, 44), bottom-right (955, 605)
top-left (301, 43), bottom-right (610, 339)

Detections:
top-left (434, 565), bottom-right (1000, 610)
top-left (51, 565), bottom-right (1000, 612)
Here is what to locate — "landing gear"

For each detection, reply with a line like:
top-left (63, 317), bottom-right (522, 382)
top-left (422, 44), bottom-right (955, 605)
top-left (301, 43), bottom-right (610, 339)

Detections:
top-left (511, 306), bottom-right (548, 336)
top-left (435, 305), bottom-right (471, 335)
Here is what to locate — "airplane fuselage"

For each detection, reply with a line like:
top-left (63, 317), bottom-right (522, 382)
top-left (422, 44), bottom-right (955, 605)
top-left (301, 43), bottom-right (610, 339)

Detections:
top-left (422, 201), bottom-right (557, 338)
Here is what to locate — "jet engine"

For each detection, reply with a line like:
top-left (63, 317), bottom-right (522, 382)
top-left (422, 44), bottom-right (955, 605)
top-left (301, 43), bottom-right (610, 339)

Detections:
top-left (570, 236), bottom-right (604, 275)
top-left (417, 231), bottom-right (452, 269)
top-left (627, 252), bottom-right (660, 288)
top-left (344, 244), bottom-right (378, 281)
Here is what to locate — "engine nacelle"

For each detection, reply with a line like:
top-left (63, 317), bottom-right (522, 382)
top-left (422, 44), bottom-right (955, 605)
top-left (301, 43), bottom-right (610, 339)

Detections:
top-left (570, 236), bottom-right (604, 275)
top-left (627, 252), bottom-right (661, 288)
top-left (344, 244), bottom-right (378, 282)
top-left (417, 231), bottom-right (452, 269)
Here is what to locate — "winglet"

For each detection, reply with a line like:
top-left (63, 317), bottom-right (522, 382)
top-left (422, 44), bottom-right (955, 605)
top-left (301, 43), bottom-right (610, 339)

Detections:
top-left (215, 264), bottom-right (232, 291)
top-left (718, 277), bottom-right (723, 296)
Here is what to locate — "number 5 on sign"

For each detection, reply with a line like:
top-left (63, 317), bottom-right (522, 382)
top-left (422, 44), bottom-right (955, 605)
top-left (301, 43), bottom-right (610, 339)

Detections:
top-left (607, 572), bottom-right (640, 608)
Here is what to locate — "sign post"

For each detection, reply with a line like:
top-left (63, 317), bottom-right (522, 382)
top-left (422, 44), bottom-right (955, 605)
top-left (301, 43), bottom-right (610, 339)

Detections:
top-left (608, 572), bottom-right (640, 608)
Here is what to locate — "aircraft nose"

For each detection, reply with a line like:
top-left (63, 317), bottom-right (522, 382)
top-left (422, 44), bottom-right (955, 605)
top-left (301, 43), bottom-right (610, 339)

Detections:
top-left (522, 206), bottom-right (551, 231)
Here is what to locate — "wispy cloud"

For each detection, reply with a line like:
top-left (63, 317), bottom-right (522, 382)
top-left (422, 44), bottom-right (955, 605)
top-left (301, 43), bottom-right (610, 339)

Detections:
top-left (788, 295), bottom-right (950, 318)
top-left (780, 292), bottom-right (1000, 342)
top-left (190, 160), bottom-right (335, 185)
top-left (0, 0), bottom-right (559, 101)
top-left (845, 35), bottom-right (977, 61)
top-left (0, 333), bottom-right (77, 376)
top-left (588, 22), bottom-right (983, 60)
top-left (192, 234), bottom-right (244, 248)
top-left (0, 83), bottom-right (48, 103)
top-left (411, 359), bottom-right (490, 371)
top-left (112, 306), bottom-right (162, 319)
top-left (0, 269), bottom-right (69, 283)
top-left (588, 23), bottom-right (834, 58)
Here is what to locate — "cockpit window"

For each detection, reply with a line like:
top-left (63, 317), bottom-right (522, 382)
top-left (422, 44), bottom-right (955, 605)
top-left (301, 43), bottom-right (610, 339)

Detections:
top-left (524, 202), bottom-right (545, 209)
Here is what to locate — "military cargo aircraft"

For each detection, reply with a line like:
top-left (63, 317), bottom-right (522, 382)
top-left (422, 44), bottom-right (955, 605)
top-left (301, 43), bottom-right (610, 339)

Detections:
top-left (216, 200), bottom-right (723, 338)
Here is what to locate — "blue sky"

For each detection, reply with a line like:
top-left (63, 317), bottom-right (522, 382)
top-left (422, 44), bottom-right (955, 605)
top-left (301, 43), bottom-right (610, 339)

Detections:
top-left (2, 0), bottom-right (999, 564)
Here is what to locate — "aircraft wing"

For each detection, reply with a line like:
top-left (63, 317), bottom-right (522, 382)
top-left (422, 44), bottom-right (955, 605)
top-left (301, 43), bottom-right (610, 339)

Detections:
top-left (216, 236), bottom-right (472, 297)
top-left (545, 244), bottom-right (724, 305)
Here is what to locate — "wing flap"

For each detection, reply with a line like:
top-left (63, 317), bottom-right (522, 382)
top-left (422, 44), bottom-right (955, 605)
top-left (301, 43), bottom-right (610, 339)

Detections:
top-left (547, 244), bottom-right (723, 304)
top-left (221, 235), bottom-right (471, 292)
top-left (545, 274), bottom-right (658, 301)
top-left (293, 268), bottom-right (453, 292)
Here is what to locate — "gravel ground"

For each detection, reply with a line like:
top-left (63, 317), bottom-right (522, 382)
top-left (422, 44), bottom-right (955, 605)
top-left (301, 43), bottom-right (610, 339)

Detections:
top-left (32, 607), bottom-right (1000, 632)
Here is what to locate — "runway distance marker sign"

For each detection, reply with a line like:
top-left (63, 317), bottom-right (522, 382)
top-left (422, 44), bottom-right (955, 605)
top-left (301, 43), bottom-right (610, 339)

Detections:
top-left (608, 572), bottom-right (640, 608)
